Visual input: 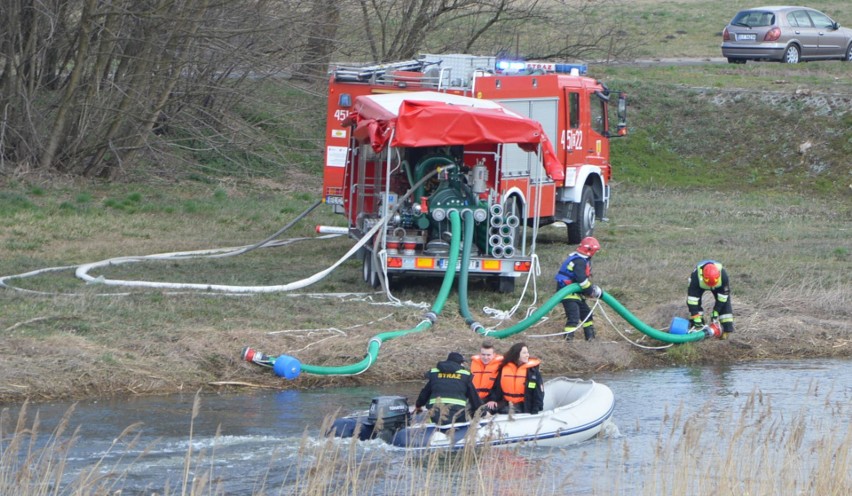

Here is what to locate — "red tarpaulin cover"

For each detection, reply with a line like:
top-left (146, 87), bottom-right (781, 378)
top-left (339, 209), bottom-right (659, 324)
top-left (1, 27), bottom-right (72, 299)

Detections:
top-left (347, 93), bottom-right (564, 181)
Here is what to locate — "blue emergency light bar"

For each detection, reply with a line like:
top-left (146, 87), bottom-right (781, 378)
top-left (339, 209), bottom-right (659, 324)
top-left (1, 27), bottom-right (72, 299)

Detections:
top-left (496, 59), bottom-right (588, 76)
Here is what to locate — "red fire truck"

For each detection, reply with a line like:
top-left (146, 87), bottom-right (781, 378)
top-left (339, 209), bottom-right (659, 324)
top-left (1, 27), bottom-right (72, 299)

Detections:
top-left (321, 55), bottom-right (627, 291)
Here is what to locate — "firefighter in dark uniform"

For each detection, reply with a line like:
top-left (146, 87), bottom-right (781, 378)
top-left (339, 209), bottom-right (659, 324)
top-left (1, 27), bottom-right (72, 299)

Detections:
top-left (687, 260), bottom-right (734, 339)
top-left (554, 236), bottom-right (603, 341)
top-left (415, 352), bottom-right (483, 425)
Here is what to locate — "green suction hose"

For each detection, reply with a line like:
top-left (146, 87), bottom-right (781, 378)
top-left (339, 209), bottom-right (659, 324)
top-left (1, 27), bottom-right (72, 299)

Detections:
top-left (458, 210), bottom-right (478, 328)
top-left (475, 283), bottom-right (582, 339)
top-left (265, 208), bottom-right (706, 379)
top-left (298, 320), bottom-right (432, 376)
top-left (429, 210), bottom-right (462, 316)
top-left (601, 292), bottom-right (707, 344)
top-left (476, 284), bottom-right (708, 344)
top-left (272, 210), bottom-right (463, 379)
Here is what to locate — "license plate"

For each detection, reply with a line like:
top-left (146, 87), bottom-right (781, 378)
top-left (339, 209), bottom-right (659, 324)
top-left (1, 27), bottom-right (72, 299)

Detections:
top-left (737, 33), bottom-right (757, 41)
top-left (437, 259), bottom-right (480, 270)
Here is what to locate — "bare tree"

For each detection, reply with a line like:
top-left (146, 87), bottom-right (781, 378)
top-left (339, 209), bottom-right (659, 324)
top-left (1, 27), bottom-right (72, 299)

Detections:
top-left (0, 0), bottom-right (318, 178)
top-left (329, 0), bottom-right (634, 64)
top-left (296, 0), bottom-right (342, 82)
top-left (518, 0), bottom-right (638, 62)
top-left (0, 0), bottom-right (638, 180)
top-left (348, 0), bottom-right (540, 62)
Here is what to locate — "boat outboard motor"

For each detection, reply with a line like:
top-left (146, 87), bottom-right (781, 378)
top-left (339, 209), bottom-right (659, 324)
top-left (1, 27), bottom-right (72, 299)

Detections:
top-left (367, 395), bottom-right (410, 443)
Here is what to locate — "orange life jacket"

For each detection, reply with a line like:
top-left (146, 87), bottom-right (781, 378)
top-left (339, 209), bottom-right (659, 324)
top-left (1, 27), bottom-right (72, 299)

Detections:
top-left (499, 358), bottom-right (541, 404)
top-left (470, 355), bottom-right (503, 399)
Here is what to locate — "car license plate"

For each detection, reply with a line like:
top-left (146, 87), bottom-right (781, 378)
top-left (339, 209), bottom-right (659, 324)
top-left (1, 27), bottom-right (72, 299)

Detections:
top-left (738, 33), bottom-right (757, 41)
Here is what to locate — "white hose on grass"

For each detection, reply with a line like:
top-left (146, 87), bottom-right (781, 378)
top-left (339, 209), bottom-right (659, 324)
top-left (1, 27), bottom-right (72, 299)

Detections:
top-left (72, 229), bottom-right (378, 293)
top-left (0, 235), bottom-right (348, 295)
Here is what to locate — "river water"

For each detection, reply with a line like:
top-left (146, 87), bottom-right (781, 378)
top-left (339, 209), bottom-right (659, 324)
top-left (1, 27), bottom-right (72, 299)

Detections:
top-left (3, 358), bottom-right (850, 495)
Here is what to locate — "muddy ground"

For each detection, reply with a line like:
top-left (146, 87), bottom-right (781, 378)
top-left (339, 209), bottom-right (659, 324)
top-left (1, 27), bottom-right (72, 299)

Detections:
top-left (2, 294), bottom-right (849, 405)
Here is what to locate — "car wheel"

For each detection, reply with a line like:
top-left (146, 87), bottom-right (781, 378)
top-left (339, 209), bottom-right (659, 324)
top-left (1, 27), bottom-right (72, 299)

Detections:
top-left (567, 186), bottom-right (595, 244)
top-left (727, 58), bottom-right (746, 64)
top-left (844, 43), bottom-right (852, 62)
top-left (362, 251), bottom-right (379, 288)
top-left (783, 44), bottom-right (800, 64)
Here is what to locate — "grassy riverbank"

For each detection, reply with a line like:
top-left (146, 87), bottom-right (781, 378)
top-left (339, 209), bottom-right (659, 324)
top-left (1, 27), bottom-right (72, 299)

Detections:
top-left (1, 177), bottom-right (849, 402)
top-left (0, 52), bottom-right (851, 404)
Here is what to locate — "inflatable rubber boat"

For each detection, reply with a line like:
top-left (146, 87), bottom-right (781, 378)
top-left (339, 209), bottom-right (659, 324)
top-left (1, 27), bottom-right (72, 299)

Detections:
top-left (329, 377), bottom-right (615, 450)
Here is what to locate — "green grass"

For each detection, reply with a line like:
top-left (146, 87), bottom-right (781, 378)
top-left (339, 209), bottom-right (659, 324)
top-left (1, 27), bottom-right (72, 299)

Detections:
top-left (596, 62), bottom-right (852, 196)
top-left (0, 0), bottom-right (851, 402)
top-left (0, 179), bottom-right (847, 400)
top-left (596, 0), bottom-right (852, 59)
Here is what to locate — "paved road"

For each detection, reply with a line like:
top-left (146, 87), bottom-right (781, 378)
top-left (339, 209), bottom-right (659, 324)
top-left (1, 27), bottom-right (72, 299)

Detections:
top-left (612, 57), bottom-right (728, 66)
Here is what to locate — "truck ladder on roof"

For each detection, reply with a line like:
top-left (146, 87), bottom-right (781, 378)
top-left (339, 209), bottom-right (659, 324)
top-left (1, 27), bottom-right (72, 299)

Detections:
top-left (333, 60), bottom-right (430, 82)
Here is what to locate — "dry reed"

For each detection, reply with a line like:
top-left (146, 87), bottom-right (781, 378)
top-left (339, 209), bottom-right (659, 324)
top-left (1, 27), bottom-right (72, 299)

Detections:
top-left (2, 388), bottom-right (849, 495)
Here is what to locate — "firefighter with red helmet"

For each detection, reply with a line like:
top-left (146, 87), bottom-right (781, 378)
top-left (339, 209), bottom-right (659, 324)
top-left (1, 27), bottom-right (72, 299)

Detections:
top-left (554, 236), bottom-right (602, 341)
top-left (687, 260), bottom-right (734, 339)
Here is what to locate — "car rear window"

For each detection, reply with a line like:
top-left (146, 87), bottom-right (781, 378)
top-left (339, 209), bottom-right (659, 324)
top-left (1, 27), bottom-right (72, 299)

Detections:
top-left (732, 11), bottom-right (775, 27)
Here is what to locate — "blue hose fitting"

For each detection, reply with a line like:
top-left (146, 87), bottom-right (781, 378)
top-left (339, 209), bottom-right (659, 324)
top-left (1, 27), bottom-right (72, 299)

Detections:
top-left (273, 355), bottom-right (302, 380)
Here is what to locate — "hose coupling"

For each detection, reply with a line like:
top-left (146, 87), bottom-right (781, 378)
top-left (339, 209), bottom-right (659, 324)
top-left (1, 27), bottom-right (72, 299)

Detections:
top-left (470, 322), bottom-right (485, 334)
top-left (423, 311), bottom-right (437, 324)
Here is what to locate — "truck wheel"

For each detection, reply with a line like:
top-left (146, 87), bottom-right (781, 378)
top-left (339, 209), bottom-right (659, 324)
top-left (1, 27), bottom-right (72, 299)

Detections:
top-left (362, 252), bottom-right (379, 288)
top-left (567, 186), bottom-right (595, 244)
top-left (497, 276), bottom-right (515, 293)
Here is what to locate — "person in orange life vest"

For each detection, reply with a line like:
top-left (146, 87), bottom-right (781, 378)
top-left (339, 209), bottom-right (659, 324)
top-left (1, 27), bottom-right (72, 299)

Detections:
top-left (555, 236), bottom-right (603, 341)
top-left (470, 340), bottom-right (503, 401)
top-left (415, 352), bottom-right (483, 425)
top-left (484, 342), bottom-right (544, 414)
top-left (687, 260), bottom-right (734, 339)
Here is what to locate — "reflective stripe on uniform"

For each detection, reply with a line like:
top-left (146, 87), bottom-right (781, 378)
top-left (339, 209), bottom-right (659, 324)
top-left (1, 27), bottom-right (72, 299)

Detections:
top-left (716, 294), bottom-right (729, 303)
top-left (687, 296), bottom-right (700, 305)
top-left (719, 313), bottom-right (733, 323)
top-left (428, 397), bottom-right (467, 407)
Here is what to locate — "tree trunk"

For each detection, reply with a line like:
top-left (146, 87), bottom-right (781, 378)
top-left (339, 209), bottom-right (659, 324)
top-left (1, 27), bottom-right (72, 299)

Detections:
top-left (38, 0), bottom-right (97, 171)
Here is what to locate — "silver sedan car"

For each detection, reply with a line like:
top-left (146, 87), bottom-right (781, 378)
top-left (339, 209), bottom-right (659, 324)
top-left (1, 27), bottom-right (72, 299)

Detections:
top-left (721, 6), bottom-right (852, 63)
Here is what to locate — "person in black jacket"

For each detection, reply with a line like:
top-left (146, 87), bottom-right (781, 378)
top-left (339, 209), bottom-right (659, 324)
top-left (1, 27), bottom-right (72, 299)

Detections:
top-left (485, 342), bottom-right (545, 414)
top-left (415, 352), bottom-right (483, 425)
top-left (687, 260), bottom-right (734, 339)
